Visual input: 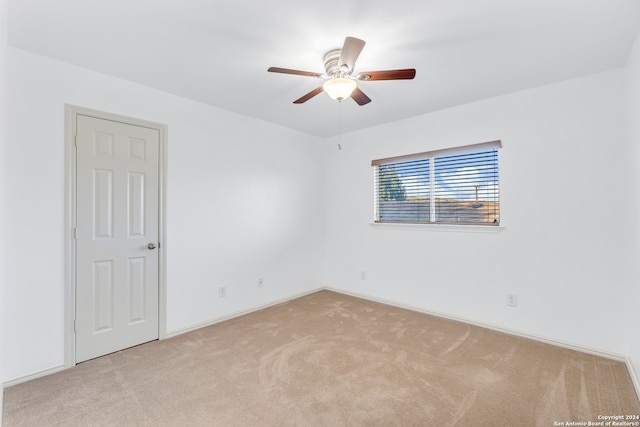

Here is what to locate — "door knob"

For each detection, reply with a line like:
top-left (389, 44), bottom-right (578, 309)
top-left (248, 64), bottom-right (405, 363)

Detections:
top-left (147, 242), bottom-right (157, 250)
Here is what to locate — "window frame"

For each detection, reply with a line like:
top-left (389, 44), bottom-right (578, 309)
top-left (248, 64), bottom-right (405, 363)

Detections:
top-left (372, 140), bottom-right (502, 227)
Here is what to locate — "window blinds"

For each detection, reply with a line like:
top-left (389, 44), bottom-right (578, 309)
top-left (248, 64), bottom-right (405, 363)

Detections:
top-left (373, 141), bottom-right (501, 225)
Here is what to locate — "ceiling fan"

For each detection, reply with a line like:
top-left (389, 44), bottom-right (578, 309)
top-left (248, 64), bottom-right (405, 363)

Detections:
top-left (268, 36), bottom-right (416, 106)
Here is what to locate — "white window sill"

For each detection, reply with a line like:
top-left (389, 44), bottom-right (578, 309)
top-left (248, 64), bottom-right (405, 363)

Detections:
top-left (369, 222), bottom-right (505, 233)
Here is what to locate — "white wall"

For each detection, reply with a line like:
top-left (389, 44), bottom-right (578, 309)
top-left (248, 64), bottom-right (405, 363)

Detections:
top-left (1, 0), bottom-right (9, 416)
top-left (323, 68), bottom-right (633, 356)
top-left (1, 48), bottom-right (325, 382)
top-left (2, 33), bottom-right (639, 389)
top-left (624, 27), bottom-right (640, 384)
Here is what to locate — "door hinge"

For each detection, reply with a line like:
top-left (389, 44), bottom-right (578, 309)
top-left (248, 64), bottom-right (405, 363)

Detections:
top-left (73, 320), bottom-right (77, 332)
top-left (72, 227), bottom-right (77, 239)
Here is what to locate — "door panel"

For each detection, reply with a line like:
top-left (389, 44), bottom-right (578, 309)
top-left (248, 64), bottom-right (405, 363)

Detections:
top-left (93, 168), bottom-right (114, 239)
top-left (76, 114), bottom-right (159, 362)
top-left (93, 260), bottom-right (114, 333)
top-left (128, 172), bottom-right (146, 237)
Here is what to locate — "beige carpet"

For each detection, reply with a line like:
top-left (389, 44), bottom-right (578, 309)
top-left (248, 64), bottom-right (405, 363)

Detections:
top-left (3, 290), bottom-right (639, 426)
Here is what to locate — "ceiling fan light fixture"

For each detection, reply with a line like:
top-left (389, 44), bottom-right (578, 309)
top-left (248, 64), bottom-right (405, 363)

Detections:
top-left (268, 36), bottom-right (415, 105)
top-left (322, 77), bottom-right (357, 101)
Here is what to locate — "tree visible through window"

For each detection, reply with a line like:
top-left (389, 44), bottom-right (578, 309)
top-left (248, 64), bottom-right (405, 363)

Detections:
top-left (372, 141), bottom-right (501, 225)
top-left (378, 164), bottom-right (407, 201)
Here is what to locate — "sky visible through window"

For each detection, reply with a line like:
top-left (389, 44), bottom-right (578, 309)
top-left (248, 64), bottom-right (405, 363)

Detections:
top-left (392, 150), bottom-right (499, 202)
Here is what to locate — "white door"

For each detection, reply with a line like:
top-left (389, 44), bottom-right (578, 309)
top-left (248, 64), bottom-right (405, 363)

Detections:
top-left (75, 114), bottom-right (160, 362)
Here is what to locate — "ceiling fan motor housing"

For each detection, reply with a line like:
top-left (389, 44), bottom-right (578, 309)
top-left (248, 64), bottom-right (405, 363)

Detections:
top-left (324, 49), bottom-right (347, 77)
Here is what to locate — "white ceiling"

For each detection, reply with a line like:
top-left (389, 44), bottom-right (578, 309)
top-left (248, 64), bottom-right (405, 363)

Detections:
top-left (7, 0), bottom-right (640, 137)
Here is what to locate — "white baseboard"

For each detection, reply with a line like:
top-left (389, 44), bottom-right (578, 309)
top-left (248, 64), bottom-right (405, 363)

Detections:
top-left (324, 287), bottom-right (635, 364)
top-left (327, 287), bottom-right (640, 401)
top-left (4, 286), bottom-right (638, 403)
top-left (625, 357), bottom-right (640, 402)
top-left (3, 364), bottom-right (67, 388)
top-left (172, 285), bottom-right (638, 395)
top-left (165, 288), bottom-right (320, 339)
top-left (3, 290), bottom-right (320, 389)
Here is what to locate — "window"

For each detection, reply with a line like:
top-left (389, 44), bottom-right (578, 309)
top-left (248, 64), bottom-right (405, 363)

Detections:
top-left (372, 140), bottom-right (501, 225)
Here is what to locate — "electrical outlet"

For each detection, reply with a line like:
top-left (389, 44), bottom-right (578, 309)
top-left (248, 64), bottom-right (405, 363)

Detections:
top-left (219, 286), bottom-right (227, 298)
top-left (360, 271), bottom-right (367, 280)
top-left (507, 293), bottom-right (517, 307)
top-left (258, 277), bottom-right (264, 287)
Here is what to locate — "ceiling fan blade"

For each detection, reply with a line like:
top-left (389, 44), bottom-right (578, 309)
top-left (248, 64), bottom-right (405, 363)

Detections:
top-left (293, 86), bottom-right (324, 104)
top-left (357, 68), bottom-right (416, 81)
top-left (350, 87), bottom-right (371, 106)
top-left (338, 37), bottom-right (366, 74)
top-left (268, 67), bottom-right (324, 78)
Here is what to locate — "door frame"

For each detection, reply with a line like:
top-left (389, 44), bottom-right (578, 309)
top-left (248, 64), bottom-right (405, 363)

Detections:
top-left (64, 105), bottom-right (168, 368)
